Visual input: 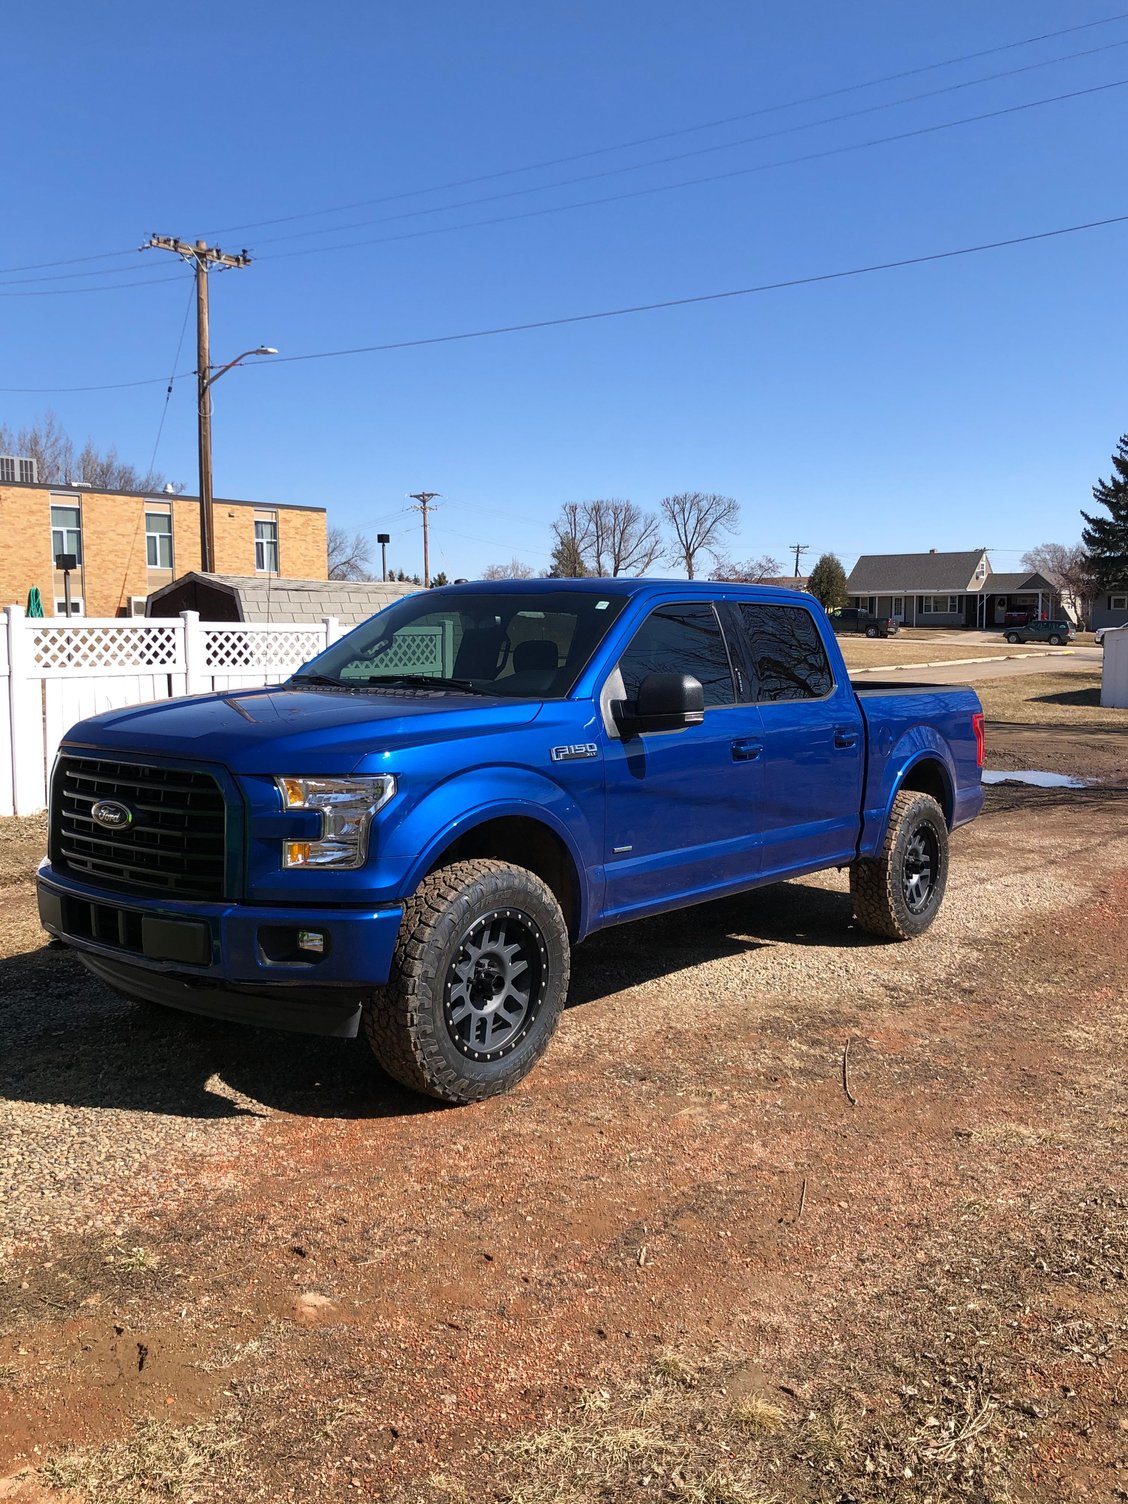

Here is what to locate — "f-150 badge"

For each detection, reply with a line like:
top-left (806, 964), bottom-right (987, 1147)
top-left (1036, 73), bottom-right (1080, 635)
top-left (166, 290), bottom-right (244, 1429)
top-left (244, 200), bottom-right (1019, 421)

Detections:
top-left (550, 743), bottom-right (598, 762)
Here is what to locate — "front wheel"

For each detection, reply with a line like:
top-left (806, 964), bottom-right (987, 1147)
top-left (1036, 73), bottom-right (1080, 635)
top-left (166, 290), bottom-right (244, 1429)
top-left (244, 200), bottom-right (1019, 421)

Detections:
top-left (1005, 632), bottom-right (1020, 644)
top-left (363, 860), bottom-right (570, 1103)
top-left (850, 791), bottom-right (949, 941)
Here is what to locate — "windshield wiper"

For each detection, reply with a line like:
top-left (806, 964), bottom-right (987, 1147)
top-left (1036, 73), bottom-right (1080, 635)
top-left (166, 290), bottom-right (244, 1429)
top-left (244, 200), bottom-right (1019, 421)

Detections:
top-left (359, 674), bottom-right (490, 693)
top-left (290, 672), bottom-right (344, 688)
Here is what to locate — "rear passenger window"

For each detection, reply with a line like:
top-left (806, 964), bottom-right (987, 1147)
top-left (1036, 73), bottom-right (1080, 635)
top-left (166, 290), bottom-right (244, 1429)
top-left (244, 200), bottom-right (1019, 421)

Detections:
top-left (618, 602), bottom-right (735, 707)
top-left (737, 604), bottom-right (834, 702)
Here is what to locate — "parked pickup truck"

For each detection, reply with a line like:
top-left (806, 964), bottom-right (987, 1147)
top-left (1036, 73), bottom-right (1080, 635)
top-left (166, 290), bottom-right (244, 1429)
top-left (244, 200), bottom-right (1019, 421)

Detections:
top-left (38, 581), bottom-right (984, 1104)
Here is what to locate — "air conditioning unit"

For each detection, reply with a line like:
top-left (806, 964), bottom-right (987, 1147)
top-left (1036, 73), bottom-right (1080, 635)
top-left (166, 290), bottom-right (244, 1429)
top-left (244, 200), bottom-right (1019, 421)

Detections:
top-left (128, 596), bottom-right (149, 617)
top-left (0, 453), bottom-right (38, 484)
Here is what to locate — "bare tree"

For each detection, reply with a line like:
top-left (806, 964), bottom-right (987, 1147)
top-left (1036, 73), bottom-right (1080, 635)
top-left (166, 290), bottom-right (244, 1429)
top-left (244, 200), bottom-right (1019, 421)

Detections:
top-left (328, 527), bottom-right (374, 580)
top-left (583, 499), bottom-right (662, 576)
top-left (660, 492), bottom-right (740, 579)
top-left (709, 553), bottom-right (783, 583)
top-left (1021, 541), bottom-right (1097, 627)
top-left (483, 557), bottom-right (535, 579)
top-left (0, 410), bottom-right (169, 490)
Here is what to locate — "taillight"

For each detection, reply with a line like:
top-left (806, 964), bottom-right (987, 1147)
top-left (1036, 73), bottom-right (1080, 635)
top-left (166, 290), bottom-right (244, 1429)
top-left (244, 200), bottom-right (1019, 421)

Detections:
top-left (972, 711), bottom-right (985, 768)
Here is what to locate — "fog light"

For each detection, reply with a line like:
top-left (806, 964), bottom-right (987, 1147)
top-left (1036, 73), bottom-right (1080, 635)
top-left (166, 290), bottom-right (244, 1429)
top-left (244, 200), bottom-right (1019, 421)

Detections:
top-left (297, 930), bottom-right (325, 954)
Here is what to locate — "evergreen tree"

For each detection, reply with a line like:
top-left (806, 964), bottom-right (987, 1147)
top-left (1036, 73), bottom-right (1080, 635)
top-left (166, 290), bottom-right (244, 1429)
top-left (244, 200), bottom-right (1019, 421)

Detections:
top-left (548, 535), bottom-right (588, 577)
top-left (430, 571), bottom-right (450, 588)
top-left (806, 552), bottom-right (848, 609)
top-left (1081, 433), bottom-right (1128, 588)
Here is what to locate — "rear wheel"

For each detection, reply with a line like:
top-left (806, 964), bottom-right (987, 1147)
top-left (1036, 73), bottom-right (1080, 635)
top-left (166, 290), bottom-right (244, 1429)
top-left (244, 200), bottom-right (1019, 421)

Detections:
top-left (850, 791), bottom-right (949, 941)
top-left (363, 859), bottom-right (570, 1103)
top-left (1048, 633), bottom-right (1062, 646)
top-left (865, 625), bottom-right (879, 639)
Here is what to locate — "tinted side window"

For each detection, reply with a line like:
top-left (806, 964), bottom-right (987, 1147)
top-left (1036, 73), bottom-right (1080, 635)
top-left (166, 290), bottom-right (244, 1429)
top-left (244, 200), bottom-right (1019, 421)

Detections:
top-left (618, 603), bottom-right (735, 708)
top-left (737, 604), bottom-right (834, 702)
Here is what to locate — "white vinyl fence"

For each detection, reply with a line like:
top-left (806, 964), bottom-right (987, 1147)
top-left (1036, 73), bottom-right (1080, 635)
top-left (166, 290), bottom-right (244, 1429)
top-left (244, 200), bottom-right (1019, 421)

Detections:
top-left (0, 607), bottom-right (342, 816)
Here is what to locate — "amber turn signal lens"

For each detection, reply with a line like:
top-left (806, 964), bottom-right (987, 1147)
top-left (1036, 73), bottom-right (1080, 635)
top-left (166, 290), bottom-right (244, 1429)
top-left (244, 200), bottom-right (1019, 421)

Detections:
top-left (285, 842), bottom-right (311, 866)
top-left (279, 778), bottom-right (306, 809)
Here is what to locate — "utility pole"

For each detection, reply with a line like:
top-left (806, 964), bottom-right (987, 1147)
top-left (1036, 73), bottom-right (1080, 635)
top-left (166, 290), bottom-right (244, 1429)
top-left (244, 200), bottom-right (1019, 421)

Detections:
top-left (144, 237), bottom-right (252, 572)
top-left (788, 543), bottom-right (809, 578)
top-left (408, 493), bottom-right (441, 588)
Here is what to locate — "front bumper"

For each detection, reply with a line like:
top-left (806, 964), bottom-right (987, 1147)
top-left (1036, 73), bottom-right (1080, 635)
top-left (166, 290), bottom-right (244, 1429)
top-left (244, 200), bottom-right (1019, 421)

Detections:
top-left (37, 863), bottom-right (404, 1038)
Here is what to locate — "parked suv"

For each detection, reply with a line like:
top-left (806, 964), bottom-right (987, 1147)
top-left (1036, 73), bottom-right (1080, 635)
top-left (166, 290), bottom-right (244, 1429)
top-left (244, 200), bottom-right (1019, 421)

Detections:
top-left (1003, 619), bottom-right (1074, 646)
top-left (826, 607), bottom-right (899, 639)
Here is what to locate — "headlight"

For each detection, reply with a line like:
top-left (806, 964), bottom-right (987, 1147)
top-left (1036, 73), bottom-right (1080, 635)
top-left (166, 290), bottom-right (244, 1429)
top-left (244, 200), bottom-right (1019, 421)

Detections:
top-left (276, 775), bottom-right (396, 869)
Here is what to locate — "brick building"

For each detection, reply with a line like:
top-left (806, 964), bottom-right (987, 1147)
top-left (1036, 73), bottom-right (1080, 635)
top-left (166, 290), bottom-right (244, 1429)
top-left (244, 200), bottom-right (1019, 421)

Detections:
top-left (0, 478), bottom-right (327, 617)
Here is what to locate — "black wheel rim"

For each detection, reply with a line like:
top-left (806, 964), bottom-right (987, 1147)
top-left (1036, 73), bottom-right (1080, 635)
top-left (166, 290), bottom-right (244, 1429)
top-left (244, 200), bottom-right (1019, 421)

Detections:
top-left (443, 908), bottom-right (547, 1061)
top-left (901, 824), bottom-right (941, 913)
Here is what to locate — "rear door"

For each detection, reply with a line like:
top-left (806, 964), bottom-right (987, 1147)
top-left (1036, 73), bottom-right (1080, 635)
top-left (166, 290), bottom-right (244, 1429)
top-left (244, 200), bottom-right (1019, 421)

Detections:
top-left (600, 600), bottom-right (765, 921)
top-left (724, 601), bottom-right (865, 878)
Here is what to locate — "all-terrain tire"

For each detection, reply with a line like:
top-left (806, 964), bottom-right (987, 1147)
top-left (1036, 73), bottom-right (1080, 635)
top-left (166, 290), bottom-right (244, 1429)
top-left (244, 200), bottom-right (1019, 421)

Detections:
top-left (363, 859), bottom-right (570, 1104)
top-left (850, 790), bottom-right (949, 941)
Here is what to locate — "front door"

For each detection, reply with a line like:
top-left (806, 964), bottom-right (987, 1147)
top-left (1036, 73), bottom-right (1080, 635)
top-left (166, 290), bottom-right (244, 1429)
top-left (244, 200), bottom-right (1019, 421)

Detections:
top-left (601, 601), bottom-right (764, 922)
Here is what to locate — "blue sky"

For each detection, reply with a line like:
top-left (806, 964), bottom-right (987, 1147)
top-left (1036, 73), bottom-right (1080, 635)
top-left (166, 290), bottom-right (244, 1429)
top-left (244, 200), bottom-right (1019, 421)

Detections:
top-left (4, 0), bottom-right (1127, 581)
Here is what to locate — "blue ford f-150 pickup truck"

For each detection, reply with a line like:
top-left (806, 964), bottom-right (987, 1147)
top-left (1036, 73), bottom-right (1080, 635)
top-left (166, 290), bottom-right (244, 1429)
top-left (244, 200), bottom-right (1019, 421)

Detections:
top-left (38, 580), bottom-right (984, 1103)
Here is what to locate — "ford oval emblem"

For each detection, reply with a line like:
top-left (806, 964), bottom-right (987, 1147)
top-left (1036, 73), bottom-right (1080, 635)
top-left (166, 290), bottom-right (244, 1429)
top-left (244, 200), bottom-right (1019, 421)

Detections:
top-left (90, 799), bottom-right (133, 830)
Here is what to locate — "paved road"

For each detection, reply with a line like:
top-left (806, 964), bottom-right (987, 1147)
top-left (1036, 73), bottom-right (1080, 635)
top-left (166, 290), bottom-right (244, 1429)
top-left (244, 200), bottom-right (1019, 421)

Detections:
top-left (853, 647), bottom-right (1101, 685)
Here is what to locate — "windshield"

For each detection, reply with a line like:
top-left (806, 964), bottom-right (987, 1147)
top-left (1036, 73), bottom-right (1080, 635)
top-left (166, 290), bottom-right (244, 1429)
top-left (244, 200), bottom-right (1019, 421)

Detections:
top-left (292, 589), bottom-right (628, 699)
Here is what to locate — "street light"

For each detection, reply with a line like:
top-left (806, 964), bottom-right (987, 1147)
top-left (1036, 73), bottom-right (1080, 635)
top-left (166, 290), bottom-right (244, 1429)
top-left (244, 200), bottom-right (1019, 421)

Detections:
top-left (197, 346), bottom-right (277, 572)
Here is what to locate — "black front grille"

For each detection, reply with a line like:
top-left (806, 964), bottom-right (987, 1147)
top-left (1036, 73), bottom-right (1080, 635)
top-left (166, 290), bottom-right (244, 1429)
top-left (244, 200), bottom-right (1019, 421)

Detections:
top-left (53, 756), bottom-right (228, 901)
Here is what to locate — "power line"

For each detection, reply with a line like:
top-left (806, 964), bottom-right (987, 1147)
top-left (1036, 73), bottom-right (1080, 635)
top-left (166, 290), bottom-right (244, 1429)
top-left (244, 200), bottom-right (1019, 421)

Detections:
top-left (0, 247), bottom-right (141, 277)
top-left (0, 274), bottom-right (186, 299)
top-left (256, 210), bottom-right (1128, 370)
top-left (257, 77), bottom-right (1128, 265)
top-left (204, 10), bottom-right (1128, 237)
top-left (3, 208), bottom-right (1126, 394)
top-left (247, 39), bottom-right (1128, 251)
top-left (146, 278), bottom-right (196, 476)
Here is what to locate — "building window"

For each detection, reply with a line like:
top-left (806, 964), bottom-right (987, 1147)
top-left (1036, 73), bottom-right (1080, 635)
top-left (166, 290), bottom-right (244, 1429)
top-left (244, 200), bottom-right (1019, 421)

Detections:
top-left (54, 597), bottom-right (84, 617)
top-left (1112, 594), bottom-right (1128, 611)
top-left (50, 504), bottom-right (83, 564)
top-left (145, 512), bottom-right (173, 568)
top-left (919, 595), bottom-right (958, 614)
top-left (255, 517), bottom-right (279, 573)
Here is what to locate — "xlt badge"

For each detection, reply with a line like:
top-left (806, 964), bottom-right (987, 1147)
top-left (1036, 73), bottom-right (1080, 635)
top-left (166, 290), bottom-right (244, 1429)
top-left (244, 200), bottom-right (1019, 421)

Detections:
top-left (550, 743), bottom-right (598, 763)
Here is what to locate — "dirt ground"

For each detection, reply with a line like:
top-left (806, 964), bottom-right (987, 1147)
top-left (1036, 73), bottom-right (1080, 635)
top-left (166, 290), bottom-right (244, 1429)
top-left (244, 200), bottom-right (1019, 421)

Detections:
top-left (1, 686), bottom-right (1125, 1504)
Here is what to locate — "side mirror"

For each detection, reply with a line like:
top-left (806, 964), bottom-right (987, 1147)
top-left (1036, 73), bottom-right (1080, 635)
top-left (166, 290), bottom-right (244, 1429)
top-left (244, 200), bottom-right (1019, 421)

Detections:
top-left (614, 672), bottom-right (705, 736)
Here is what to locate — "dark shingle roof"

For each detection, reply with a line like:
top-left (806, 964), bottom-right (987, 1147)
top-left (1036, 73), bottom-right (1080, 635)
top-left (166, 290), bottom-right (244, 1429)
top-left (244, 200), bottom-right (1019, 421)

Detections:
top-left (981, 571), bottom-right (1056, 594)
top-left (847, 550), bottom-right (988, 593)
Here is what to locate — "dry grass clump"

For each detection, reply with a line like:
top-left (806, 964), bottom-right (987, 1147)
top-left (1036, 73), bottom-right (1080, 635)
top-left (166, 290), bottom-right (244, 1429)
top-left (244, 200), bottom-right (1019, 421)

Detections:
top-left (40, 1416), bottom-right (247, 1504)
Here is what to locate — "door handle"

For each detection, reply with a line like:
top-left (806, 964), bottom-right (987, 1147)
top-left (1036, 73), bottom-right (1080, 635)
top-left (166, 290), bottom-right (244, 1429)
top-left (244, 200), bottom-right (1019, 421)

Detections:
top-left (834, 726), bottom-right (859, 749)
top-left (731, 738), bottom-right (763, 761)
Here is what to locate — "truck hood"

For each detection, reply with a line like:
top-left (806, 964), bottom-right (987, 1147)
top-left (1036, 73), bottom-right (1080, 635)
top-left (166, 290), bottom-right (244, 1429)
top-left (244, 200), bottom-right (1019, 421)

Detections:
top-left (62, 685), bottom-right (546, 774)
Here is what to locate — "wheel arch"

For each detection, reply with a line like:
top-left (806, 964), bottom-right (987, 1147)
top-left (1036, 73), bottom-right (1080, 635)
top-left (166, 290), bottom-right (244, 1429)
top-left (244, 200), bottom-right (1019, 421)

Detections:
top-left (892, 754), bottom-right (955, 828)
top-left (408, 807), bottom-right (587, 940)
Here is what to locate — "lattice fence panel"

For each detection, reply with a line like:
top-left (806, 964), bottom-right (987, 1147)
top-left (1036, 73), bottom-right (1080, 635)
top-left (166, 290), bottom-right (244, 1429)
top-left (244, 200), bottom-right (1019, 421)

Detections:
top-left (342, 624), bottom-right (451, 679)
top-left (32, 624), bottom-right (181, 671)
top-left (203, 627), bottom-right (325, 671)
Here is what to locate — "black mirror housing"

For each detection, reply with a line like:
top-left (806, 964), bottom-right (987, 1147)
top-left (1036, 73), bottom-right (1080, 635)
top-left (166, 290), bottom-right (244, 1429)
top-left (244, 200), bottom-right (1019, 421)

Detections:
top-left (615, 672), bottom-right (705, 736)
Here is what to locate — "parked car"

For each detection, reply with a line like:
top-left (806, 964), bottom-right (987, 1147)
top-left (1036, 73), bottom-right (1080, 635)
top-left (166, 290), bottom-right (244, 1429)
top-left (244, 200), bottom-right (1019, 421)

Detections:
top-left (1002, 619), bottom-right (1074, 646)
top-left (39, 581), bottom-right (984, 1105)
top-left (826, 606), bottom-right (900, 639)
top-left (1095, 624), bottom-right (1127, 647)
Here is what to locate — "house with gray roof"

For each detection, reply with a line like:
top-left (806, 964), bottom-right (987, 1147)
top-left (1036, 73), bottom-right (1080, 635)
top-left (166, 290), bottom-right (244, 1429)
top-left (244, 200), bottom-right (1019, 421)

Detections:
top-left (145, 572), bottom-right (418, 628)
top-left (846, 550), bottom-right (1060, 628)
